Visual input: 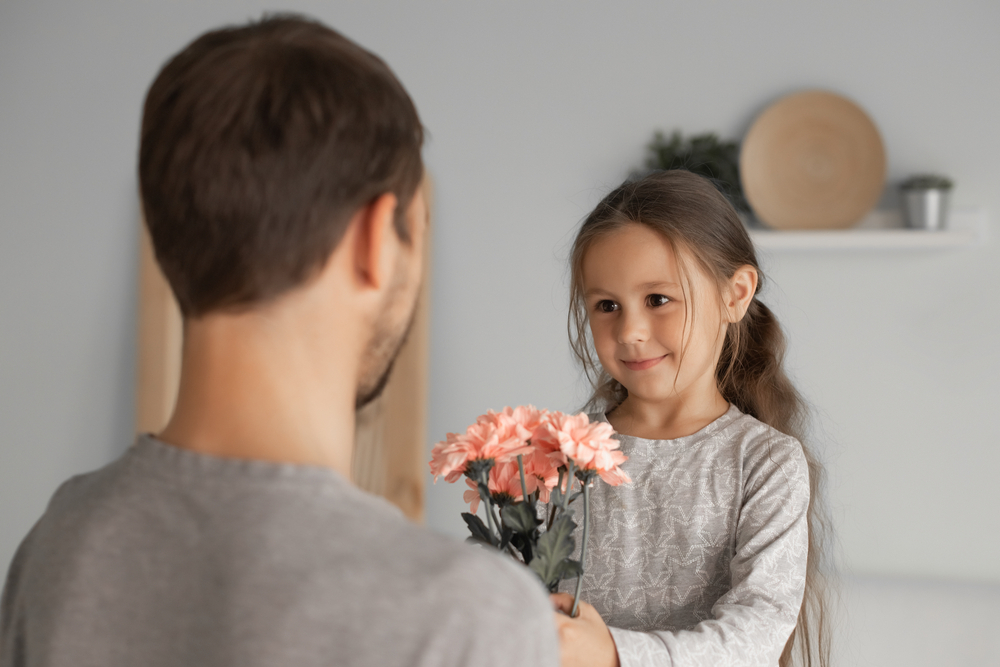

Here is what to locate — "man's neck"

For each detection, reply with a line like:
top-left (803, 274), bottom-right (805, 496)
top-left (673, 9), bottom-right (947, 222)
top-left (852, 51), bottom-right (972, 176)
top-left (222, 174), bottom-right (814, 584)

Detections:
top-left (157, 307), bottom-right (359, 479)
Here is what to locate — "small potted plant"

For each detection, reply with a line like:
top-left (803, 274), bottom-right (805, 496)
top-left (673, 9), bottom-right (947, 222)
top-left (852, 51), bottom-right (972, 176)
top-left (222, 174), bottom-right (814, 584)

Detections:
top-left (640, 131), bottom-right (748, 212)
top-left (900, 174), bottom-right (953, 231)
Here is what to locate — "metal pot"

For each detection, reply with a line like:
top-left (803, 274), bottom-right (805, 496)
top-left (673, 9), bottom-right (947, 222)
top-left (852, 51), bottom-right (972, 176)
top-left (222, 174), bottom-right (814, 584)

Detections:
top-left (901, 188), bottom-right (950, 231)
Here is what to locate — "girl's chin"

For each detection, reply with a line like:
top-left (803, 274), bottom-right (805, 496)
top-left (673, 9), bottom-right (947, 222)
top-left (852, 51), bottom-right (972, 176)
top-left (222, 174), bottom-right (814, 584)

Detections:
top-left (618, 378), bottom-right (679, 402)
top-left (625, 390), bottom-right (678, 404)
top-left (618, 365), bottom-right (676, 384)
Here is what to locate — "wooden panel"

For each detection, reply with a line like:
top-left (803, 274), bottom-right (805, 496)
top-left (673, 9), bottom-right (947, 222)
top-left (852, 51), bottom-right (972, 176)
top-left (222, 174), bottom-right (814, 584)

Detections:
top-left (135, 191), bottom-right (431, 523)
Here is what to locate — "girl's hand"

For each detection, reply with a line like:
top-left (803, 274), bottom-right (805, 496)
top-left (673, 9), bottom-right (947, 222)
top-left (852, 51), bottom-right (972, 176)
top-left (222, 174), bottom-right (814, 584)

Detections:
top-left (550, 593), bottom-right (620, 667)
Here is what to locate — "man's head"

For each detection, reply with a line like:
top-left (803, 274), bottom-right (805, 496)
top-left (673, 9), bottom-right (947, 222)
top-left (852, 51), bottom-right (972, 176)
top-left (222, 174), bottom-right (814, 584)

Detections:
top-left (139, 14), bottom-right (425, 407)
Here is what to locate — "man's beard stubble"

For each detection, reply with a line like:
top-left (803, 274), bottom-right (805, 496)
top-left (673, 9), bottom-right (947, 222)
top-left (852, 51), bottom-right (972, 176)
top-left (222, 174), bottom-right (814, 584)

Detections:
top-left (354, 296), bottom-right (418, 410)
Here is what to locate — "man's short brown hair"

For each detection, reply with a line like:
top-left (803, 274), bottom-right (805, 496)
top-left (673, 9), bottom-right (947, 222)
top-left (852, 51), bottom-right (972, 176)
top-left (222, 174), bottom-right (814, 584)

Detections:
top-left (139, 15), bottom-right (424, 317)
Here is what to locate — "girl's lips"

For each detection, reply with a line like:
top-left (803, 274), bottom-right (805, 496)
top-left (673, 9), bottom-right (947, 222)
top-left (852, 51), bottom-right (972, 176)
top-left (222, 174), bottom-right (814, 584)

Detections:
top-left (621, 354), bottom-right (668, 371)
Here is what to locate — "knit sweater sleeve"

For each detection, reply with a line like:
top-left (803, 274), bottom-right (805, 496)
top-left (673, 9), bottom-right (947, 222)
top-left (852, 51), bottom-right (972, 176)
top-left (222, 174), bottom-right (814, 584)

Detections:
top-left (608, 435), bottom-right (810, 667)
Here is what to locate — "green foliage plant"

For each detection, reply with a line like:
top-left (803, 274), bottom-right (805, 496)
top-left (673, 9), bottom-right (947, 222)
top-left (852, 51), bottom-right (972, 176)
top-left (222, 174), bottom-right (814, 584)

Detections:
top-left (900, 174), bottom-right (953, 190)
top-left (641, 131), bottom-right (748, 211)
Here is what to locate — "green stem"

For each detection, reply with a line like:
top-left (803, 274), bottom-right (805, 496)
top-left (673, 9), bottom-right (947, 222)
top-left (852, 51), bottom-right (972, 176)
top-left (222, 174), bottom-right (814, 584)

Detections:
top-left (549, 469), bottom-right (565, 530)
top-left (516, 454), bottom-right (529, 503)
top-left (561, 460), bottom-right (576, 512)
top-left (478, 470), bottom-right (500, 544)
top-left (570, 478), bottom-right (591, 618)
top-left (489, 502), bottom-right (504, 544)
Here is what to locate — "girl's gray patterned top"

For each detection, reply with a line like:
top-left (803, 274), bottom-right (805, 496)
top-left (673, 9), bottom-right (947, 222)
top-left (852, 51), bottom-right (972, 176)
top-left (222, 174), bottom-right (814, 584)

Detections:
top-left (560, 405), bottom-right (809, 667)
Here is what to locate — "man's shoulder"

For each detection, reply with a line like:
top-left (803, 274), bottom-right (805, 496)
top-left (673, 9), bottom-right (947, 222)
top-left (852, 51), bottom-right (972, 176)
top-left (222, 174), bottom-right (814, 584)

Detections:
top-left (2, 443), bottom-right (559, 667)
top-left (326, 490), bottom-right (550, 607)
top-left (387, 537), bottom-right (559, 665)
top-left (25, 452), bottom-right (132, 539)
top-left (424, 537), bottom-right (549, 604)
top-left (284, 479), bottom-right (558, 663)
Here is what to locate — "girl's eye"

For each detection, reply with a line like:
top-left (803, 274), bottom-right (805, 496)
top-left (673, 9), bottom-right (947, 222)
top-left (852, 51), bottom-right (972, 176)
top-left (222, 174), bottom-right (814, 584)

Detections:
top-left (647, 294), bottom-right (670, 308)
top-left (596, 300), bottom-right (619, 313)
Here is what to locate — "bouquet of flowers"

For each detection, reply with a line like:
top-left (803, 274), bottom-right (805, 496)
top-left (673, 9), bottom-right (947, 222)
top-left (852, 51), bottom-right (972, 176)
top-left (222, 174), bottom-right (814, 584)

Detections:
top-left (429, 406), bottom-right (630, 616)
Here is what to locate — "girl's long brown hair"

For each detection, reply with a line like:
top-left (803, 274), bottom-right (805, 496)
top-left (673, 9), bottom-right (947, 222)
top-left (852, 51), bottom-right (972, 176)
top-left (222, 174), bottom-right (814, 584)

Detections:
top-left (568, 169), bottom-right (830, 667)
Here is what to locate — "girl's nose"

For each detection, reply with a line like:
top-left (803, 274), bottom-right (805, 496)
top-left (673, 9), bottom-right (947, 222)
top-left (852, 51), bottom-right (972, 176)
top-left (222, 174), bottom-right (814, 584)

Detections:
top-left (617, 309), bottom-right (649, 345)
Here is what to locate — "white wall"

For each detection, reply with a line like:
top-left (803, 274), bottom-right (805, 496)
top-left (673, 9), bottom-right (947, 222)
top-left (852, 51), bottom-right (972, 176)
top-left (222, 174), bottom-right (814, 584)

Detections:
top-left (833, 574), bottom-right (1000, 666)
top-left (1, 0), bottom-right (998, 621)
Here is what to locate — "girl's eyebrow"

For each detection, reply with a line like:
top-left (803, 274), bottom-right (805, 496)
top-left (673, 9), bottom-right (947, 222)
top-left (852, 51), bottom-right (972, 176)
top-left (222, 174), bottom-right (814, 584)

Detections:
top-left (585, 281), bottom-right (680, 298)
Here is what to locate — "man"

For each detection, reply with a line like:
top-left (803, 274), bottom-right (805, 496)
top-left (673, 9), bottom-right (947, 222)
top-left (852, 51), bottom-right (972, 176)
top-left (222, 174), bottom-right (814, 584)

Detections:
top-left (0, 15), bottom-right (559, 666)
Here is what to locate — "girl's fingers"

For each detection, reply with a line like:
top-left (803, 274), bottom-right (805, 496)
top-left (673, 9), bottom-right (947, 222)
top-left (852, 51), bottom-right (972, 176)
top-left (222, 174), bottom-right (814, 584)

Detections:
top-left (550, 592), bottom-right (575, 614)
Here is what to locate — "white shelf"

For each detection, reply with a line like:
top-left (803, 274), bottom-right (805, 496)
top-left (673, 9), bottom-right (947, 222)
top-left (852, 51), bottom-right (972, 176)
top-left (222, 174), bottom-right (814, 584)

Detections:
top-left (748, 207), bottom-right (987, 251)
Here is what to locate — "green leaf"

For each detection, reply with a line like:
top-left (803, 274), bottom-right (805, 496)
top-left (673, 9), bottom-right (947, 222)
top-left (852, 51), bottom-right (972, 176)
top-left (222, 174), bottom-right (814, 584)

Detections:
top-left (461, 512), bottom-right (497, 547)
top-left (558, 559), bottom-right (584, 579)
top-left (529, 514), bottom-right (578, 589)
top-left (499, 525), bottom-right (514, 551)
top-left (501, 502), bottom-right (540, 534)
top-left (511, 531), bottom-right (534, 564)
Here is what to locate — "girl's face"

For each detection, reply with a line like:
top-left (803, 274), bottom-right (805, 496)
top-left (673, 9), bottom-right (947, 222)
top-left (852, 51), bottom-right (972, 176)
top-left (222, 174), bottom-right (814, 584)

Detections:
top-left (581, 223), bottom-right (728, 406)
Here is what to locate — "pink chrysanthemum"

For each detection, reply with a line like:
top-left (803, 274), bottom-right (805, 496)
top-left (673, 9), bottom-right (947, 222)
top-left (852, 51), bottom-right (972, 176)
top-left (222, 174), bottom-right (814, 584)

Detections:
top-left (429, 408), bottom-right (536, 483)
top-left (477, 405), bottom-right (548, 448)
top-left (520, 444), bottom-right (561, 501)
top-left (535, 412), bottom-right (631, 486)
top-left (462, 460), bottom-right (527, 512)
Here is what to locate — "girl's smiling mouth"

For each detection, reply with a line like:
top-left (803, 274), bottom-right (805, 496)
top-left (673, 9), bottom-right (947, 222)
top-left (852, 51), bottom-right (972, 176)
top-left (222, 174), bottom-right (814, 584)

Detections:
top-left (621, 354), bottom-right (668, 371)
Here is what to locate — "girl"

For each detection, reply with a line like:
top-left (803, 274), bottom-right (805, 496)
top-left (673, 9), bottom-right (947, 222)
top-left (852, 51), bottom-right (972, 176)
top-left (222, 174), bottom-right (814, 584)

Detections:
top-left (550, 170), bottom-right (829, 667)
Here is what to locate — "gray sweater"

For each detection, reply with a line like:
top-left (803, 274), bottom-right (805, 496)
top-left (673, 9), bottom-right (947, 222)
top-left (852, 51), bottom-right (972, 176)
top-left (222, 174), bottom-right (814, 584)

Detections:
top-left (1, 436), bottom-right (559, 667)
top-left (561, 405), bottom-right (809, 667)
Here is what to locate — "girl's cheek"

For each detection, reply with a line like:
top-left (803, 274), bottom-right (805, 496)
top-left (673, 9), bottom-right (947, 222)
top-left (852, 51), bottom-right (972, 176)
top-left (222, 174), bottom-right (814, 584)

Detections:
top-left (596, 328), bottom-right (618, 357)
top-left (591, 328), bottom-right (616, 364)
top-left (589, 319), bottom-right (611, 345)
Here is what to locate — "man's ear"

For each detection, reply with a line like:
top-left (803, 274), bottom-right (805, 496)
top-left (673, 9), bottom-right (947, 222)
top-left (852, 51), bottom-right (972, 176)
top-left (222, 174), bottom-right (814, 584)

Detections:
top-left (352, 192), bottom-right (399, 290)
top-left (724, 265), bottom-right (758, 323)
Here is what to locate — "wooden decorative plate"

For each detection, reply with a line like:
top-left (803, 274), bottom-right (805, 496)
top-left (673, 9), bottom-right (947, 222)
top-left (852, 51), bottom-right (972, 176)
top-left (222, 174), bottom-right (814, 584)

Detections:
top-left (740, 90), bottom-right (886, 230)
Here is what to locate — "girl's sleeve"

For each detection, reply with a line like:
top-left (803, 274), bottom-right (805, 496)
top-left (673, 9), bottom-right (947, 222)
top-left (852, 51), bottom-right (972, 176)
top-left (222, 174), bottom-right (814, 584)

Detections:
top-left (607, 436), bottom-right (810, 667)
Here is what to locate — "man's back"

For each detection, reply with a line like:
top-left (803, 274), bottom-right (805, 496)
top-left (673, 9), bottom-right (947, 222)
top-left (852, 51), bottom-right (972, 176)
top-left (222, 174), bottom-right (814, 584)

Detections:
top-left (0, 437), bottom-right (558, 666)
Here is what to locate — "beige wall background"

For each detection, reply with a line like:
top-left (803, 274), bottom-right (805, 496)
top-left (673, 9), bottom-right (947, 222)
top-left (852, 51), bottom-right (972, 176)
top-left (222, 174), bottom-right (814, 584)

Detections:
top-left (2, 1), bottom-right (999, 662)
